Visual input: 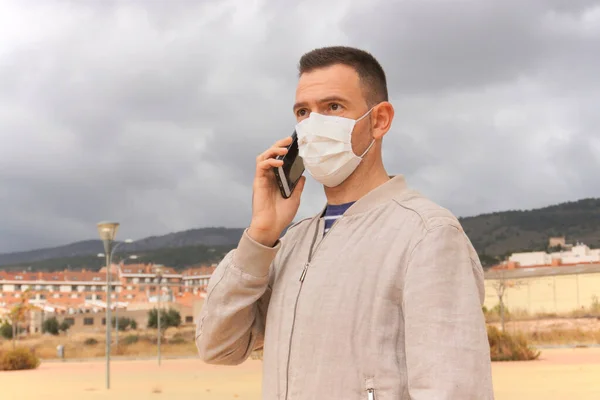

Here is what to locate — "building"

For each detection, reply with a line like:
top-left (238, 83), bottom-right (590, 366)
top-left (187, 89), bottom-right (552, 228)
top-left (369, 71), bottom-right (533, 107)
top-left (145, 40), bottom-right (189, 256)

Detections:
top-left (508, 251), bottom-right (552, 267)
top-left (551, 243), bottom-right (600, 265)
top-left (548, 236), bottom-right (569, 249)
top-left (181, 265), bottom-right (215, 294)
top-left (0, 263), bottom-right (216, 318)
top-left (504, 242), bottom-right (600, 268)
top-left (0, 270), bottom-right (118, 314)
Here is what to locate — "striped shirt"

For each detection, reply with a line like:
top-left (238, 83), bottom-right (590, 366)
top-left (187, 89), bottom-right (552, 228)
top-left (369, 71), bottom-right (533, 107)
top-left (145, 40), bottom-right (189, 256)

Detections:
top-left (323, 202), bottom-right (355, 234)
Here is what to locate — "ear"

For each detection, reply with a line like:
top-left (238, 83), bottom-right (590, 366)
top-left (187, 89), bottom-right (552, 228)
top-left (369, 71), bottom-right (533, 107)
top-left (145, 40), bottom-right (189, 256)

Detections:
top-left (371, 102), bottom-right (394, 140)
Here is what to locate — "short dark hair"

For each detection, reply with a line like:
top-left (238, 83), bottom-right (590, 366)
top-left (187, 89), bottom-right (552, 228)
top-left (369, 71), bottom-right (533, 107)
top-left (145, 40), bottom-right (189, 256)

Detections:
top-left (298, 46), bottom-right (388, 106)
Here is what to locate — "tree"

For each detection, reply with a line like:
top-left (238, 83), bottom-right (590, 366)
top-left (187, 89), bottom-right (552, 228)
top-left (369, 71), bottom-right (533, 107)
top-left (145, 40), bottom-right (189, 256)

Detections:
top-left (8, 288), bottom-right (35, 347)
top-left (111, 317), bottom-right (134, 331)
top-left (490, 271), bottom-right (525, 332)
top-left (59, 320), bottom-right (72, 333)
top-left (147, 308), bottom-right (181, 333)
top-left (0, 322), bottom-right (13, 339)
top-left (42, 317), bottom-right (60, 335)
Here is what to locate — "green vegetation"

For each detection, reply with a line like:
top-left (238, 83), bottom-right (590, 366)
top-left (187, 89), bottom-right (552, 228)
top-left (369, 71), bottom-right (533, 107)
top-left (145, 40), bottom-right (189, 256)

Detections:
top-left (112, 317), bottom-right (136, 332)
top-left (147, 308), bottom-right (182, 332)
top-left (59, 320), bottom-right (72, 332)
top-left (487, 325), bottom-right (540, 362)
top-left (42, 317), bottom-right (71, 335)
top-left (0, 322), bottom-right (12, 339)
top-left (0, 347), bottom-right (40, 371)
top-left (2, 198), bottom-right (599, 272)
top-left (0, 244), bottom-right (232, 272)
top-left (461, 198), bottom-right (600, 261)
top-left (42, 317), bottom-right (60, 335)
top-left (83, 338), bottom-right (98, 346)
top-left (122, 334), bottom-right (140, 345)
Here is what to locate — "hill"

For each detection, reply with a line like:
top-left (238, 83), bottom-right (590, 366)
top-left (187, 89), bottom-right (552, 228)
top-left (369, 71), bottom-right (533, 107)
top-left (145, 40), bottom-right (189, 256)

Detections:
top-left (1, 198), bottom-right (599, 271)
top-left (460, 198), bottom-right (600, 265)
top-left (0, 227), bottom-right (244, 268)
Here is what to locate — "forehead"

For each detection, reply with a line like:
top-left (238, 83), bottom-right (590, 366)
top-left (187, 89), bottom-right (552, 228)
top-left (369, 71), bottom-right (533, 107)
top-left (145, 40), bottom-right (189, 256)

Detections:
top-left (295, 64), bottom-right (363, 105)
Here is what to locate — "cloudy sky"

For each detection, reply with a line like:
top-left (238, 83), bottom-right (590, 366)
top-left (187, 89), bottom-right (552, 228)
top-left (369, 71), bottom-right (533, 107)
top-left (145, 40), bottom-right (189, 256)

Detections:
top-left (1, 0), bottom-right (599, 253)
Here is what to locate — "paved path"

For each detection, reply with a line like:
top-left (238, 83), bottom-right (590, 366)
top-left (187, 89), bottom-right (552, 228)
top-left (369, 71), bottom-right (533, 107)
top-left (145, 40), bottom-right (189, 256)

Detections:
top-left (1, 348), bottom-right (599, 399)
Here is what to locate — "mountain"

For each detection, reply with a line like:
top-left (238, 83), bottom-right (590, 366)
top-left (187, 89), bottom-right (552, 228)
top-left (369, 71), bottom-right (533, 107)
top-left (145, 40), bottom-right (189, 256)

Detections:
top-left (0, 227), bottom-right (244, 267)
top-left (1, 198), bottom-right (599, 271)
top-left (459, 198), bottom-right (600, 262)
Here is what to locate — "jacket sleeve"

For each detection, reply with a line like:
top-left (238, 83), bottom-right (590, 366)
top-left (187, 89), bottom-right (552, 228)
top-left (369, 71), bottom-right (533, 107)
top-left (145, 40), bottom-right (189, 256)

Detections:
top-left (195, 229), bottom-right (279, 365)
top-left (403, 224), bottom-right (495, 399)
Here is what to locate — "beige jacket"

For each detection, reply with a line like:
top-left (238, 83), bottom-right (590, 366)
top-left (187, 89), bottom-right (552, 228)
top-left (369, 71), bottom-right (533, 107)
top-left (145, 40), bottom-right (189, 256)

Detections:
top-left (196, 175), bottom-right (494, 399)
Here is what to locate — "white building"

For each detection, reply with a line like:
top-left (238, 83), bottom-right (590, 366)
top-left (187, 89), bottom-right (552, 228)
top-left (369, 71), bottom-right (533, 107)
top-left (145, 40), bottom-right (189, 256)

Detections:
top-left (550, 243), bottom-right (600, 265)
top-left (509, 251), bottom-right (552, 267)
top-left (508, 243), bottom-right (600, 267)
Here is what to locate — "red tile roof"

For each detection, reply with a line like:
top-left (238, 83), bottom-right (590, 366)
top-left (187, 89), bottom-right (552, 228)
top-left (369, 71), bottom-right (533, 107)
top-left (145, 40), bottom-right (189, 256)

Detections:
top-left (0, 270), bottom-right (115, 282)
top-left (119, 264), bottom-right (178, 275)
top-left (182, 265), bottom-right (216, 277)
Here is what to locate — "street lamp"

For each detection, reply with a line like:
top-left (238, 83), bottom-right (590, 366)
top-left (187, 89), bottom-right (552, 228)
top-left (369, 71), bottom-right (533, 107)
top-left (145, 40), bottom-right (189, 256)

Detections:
top-left (97, 241), bottom-right (134, 348)
top-left (97, 221), bottom-right (119, 390)
top-left (154, 264), bottom-right (164, 366)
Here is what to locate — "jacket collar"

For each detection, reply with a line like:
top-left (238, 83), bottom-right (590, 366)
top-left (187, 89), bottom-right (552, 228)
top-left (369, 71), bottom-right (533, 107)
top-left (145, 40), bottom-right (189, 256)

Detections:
top-left (315, 175), bottom-right (410, 218)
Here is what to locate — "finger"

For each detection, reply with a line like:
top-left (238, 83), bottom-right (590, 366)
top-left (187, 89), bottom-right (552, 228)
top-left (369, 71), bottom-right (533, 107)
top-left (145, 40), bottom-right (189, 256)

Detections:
top-left (258, 136), bottom-right (292, 161)
top-left (257, 146), bottom-right (288, 163)
top-left (274, 136), bottom-right (293, 147)
top-left (256, 158), bottom-right (283, 172)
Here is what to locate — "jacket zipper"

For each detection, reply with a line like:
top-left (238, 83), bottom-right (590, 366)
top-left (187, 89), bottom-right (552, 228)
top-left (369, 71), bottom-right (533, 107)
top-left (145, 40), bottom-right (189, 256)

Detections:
top-left (283, 217), bottom-right (339, 400)
top-left (367, 388), bottom-right (375, 400)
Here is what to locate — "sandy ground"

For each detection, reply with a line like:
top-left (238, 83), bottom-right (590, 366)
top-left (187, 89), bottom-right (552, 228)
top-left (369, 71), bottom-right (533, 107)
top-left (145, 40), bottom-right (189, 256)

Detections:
top-left (489, 317), bottom-right (600, 333)
top-left (1, 348), bottom-right (599, 399)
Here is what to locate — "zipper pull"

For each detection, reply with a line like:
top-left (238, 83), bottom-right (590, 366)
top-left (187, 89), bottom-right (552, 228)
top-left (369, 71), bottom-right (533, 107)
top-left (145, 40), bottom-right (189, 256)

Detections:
top-left (367, 388), bottom-right (375, 400)
top-left (299, 263), bottom-right (308, 282)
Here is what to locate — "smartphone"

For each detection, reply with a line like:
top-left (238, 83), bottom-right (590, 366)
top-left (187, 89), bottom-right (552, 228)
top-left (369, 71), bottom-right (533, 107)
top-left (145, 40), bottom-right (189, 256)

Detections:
top-left (274, 131), bottom-right (305, 198)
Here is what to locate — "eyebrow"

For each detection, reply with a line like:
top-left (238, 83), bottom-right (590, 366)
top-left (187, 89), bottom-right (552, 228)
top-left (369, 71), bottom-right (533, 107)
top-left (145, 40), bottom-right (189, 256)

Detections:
top-left (293, 95), bottom-right (350, 112)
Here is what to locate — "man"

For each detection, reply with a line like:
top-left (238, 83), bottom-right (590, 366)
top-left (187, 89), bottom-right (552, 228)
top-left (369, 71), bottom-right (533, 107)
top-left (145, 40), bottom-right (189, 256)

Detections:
top-left (196, 46), bottom-right (494, 399)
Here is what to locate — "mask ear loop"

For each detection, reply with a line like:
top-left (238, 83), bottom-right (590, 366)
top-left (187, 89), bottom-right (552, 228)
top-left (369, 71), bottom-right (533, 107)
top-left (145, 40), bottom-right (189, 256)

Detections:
top-left (356, 106), bottom-right (375, 123)
top-left (356, 105), bottom-right (377, 158)
top-left (359, 139), bottom-right (375, 158)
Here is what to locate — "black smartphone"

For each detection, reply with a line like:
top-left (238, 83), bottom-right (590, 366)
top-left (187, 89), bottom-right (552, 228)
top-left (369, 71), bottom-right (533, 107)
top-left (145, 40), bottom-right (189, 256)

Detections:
top-left (273, 131), bottom-right (305, 198)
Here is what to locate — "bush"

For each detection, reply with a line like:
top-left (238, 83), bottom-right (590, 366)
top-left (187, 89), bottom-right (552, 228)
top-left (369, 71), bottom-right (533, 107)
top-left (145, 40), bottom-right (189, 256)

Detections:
top-left (84, 338), bottom-right (99, 346)
top-left (169, 333), bottom-right (187, 345)
top-left (122, 334), bottom-right (140, 345)
top-left (112, 317), bottom-right (137, 331)
top-left (487, 325), bottom-right (540, 361)
top-left (147, 308), bottom-right (181, 331)
top-left (42, 317), bottom-right (60, 335)
top-left (0, 348), bottom-right (40, 371)
top-left (59, 320), bottom-right (72, 333)
top-left (0, 322), bottom-right (13, 339)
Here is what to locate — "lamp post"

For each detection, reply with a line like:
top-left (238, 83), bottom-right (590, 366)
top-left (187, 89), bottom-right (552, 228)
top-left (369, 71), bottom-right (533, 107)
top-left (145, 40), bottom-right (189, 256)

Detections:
top-left (97, 246), bottom-right (135, 348)
top-left (97, 221), bottom-right (119, 390)
top-left (154, 264), bottom-right (164, 366)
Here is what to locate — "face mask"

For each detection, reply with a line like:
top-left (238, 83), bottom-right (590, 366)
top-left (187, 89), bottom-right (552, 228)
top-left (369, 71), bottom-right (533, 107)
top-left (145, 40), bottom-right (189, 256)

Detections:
top-left (295, 108), bottom-right (375, 187)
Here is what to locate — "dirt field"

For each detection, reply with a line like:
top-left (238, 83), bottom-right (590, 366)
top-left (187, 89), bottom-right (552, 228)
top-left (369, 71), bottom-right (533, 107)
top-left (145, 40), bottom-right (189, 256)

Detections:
top-left (489, 317), bottom-right (600, 333)
top-left (1, 348), bottom-right (599, 399)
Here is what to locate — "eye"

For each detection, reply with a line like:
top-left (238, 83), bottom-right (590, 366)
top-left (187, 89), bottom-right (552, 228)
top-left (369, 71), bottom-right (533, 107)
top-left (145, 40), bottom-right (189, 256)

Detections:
top-left (296, 108), bottom-right (308, 118)
top-left (328, 103), bottom-right (342, 112)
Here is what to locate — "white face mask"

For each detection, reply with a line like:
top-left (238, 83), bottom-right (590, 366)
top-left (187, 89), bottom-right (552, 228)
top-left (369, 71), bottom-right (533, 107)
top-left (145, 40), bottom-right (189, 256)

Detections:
top-left (295, 108), bottom-right (375, 187)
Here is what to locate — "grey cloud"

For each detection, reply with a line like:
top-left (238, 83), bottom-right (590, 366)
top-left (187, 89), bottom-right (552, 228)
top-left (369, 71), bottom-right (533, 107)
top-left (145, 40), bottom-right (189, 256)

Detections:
top-left (342, 0), bottom-right (600, 94)
top-left (0, 0), bottom-right (599, 252)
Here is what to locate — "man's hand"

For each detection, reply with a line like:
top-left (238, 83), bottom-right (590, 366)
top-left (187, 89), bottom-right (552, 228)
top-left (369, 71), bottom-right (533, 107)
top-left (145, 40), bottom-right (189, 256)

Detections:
top-left (248, 136), bottom-right (306, 247)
